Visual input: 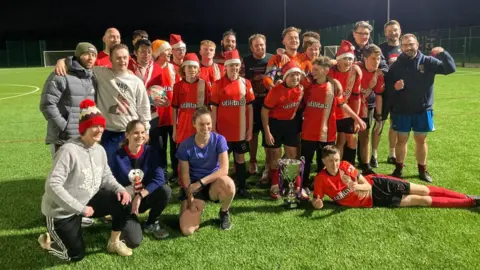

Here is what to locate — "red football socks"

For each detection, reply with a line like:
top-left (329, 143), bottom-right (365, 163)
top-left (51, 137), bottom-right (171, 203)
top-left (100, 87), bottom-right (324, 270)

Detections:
top-left (428, 186), bottom-right (467, 199)
top-left (430, 197), bottom-right (474, 208)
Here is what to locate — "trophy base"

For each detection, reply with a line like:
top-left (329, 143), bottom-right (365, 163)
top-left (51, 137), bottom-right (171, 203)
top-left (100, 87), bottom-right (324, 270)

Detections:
top-left (283, 199), bottom-right (300, 209)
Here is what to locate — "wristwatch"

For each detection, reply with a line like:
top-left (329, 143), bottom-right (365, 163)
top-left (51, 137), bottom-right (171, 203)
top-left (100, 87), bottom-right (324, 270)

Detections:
top-left (136, 192), bottom-right (144, 199)
top-left (199, 179), bottom-right (205, 187)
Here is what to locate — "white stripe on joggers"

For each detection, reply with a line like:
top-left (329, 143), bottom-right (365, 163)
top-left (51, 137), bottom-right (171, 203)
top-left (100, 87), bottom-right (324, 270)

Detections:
top-left (46, 217), bottom-right (70, 261)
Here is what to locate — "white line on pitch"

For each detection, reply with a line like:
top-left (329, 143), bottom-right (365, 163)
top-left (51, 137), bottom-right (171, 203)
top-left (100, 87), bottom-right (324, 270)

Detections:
top-left (0, 84), bottom-right (40, 101)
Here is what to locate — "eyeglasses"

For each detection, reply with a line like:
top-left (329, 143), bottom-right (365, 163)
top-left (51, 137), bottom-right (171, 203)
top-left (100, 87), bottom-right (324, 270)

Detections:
top-left (355, 32), bottom-right (370, 36)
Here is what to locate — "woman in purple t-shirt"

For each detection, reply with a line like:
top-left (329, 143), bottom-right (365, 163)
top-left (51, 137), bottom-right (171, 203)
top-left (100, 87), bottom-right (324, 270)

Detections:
top-left (176, 106), bottom-right (235, 235)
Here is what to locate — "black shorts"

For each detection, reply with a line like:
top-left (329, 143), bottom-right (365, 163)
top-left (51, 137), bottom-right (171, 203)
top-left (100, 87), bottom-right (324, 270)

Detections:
top-left (252, 98), bottom-right (265, 134)
top-left (336, 118), bottom-right (355, 134)
top-left (227, 140), bottom-right (250, 154)
top-left (179, 184), bottom-right (219, 203)
top-left (264, 118), bottom-right (299, 148)
top-left (371, 176), bottom-right (410, 207)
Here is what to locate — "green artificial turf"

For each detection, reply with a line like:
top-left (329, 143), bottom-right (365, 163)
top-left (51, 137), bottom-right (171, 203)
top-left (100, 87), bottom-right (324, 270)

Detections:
top-left (0, 67), bottom-right (479, 269)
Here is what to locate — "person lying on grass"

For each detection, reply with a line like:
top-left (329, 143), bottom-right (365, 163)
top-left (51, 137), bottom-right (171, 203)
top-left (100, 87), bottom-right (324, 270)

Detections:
top-left (312, 145), bottom-right (480, 209)
top-left (39, 99), bottom-right (135, 262)
top-left (176, 106), bottom-right (236, 235)
top-left (111, 120), bottom-right (172, 240)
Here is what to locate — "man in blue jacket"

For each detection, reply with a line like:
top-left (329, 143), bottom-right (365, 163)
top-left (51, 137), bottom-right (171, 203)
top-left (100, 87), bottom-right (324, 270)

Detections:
top-left (388, 34), bottom-right (456, 182)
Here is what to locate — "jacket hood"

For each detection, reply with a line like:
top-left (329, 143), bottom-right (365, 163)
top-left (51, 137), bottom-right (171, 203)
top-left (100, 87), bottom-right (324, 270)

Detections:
top-left (66, 56), bottom-right (93, 79)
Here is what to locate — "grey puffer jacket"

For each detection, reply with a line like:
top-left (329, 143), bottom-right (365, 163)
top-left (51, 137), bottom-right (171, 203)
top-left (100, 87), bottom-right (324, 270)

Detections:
top-left (40, 57), bottom-right (96, 145)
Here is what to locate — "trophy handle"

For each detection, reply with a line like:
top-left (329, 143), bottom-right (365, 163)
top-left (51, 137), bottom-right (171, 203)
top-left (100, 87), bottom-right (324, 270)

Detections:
top-left (297, 156), bottom-right (306, 194)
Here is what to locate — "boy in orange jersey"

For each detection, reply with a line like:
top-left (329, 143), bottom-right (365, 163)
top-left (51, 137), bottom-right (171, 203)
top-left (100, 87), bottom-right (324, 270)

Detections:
top-left (199, 40), bottom-right (225, 86)
top-left (356, 45), bottom-right (385, 176)
top-left (312, 145), bottom-right (479, 209)
top-left (328, 40), bottom-right (362, 165)
top-left (301, 56), bottom-right (365, 189)
top-left (172, 53), bottom-right (211, 145)
top-left (211, 49), bottom-right (255, 198)
top-left (262, 61), bottom-right (305, 199)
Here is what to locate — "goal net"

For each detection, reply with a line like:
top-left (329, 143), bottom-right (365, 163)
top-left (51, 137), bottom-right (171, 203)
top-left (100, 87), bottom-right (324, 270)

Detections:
top-left (323, 45), bottom-right (340, 59)
top-left (43, 50), bottom-right (76, 67)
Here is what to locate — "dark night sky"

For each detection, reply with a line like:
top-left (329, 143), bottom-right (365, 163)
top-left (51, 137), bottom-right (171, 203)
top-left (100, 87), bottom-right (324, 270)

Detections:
top-left (1, 0), bottom-right (479, 46)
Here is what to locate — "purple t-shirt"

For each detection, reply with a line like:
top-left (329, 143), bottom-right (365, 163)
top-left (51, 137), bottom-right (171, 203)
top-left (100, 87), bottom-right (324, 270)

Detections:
top-left (176, 132), bottom-right (228, 182)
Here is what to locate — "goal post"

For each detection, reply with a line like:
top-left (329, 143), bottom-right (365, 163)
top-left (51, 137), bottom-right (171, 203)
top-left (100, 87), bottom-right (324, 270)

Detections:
top-left (43, 50), bottom-right (76, 67)
top-left (323, 45), bottom-right (340, 59)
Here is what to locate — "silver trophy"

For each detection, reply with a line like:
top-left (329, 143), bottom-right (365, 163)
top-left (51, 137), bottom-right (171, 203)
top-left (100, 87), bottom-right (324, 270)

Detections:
top-left (278, 157), bottom-right (305, 208)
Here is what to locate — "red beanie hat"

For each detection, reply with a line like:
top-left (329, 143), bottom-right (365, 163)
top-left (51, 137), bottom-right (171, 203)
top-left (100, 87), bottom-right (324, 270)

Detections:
top-left (78, 99), bottom-right (106, 134)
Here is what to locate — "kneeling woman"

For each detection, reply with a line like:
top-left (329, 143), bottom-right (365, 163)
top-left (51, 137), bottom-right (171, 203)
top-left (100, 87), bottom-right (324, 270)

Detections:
top-left (176, 106), bottom-right (236, 235)
top-left (39, 99), bottom-right (134, 262)
top-left (111, 120), bottom-right (172, 239)
top-left (312, 145), bottom-right (479, 209)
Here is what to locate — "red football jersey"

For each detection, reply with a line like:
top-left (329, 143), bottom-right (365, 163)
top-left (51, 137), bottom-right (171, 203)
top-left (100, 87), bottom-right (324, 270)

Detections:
top-left (302, 81), bottom-right (344, 142)
top-left (200, 63), bottom-right (224, 86)
top-left (156, 63), bottom-right (181, 126)
top-left (263, 83), bottom-right (303, 120)
top-left (210, 76), bottom-right (255, 142)
top-left (95, 51), bottom-right (112, 68)
top-left (328, 65), bottom-right (361, 119)
top-left (357, 63), bottom-right (384, 118)
top-left (172, 79), bottom-right (211, 144)
top-left (314, 161), bottom-right (373, 208)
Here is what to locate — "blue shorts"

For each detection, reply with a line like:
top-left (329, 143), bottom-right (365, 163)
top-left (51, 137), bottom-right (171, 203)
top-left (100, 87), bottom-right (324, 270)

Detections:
top-left (391, 111), bottom-right (435, 133)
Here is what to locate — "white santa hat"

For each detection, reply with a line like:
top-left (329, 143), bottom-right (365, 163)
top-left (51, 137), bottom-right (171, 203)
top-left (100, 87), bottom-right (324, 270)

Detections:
top-left (170, 34), bottom-right (186, 49)
top-left (224, 49), bottom-right (241, 66)
top-left (181, 53), bottom-right (200, 67)
top-left (282, 61), bottom-right (305, 80)
top-left (336, 40), bottom-right (355, 60)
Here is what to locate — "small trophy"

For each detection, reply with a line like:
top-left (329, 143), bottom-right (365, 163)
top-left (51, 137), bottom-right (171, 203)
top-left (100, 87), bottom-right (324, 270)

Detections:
top-left (278, 157), bottom-right (305, 208)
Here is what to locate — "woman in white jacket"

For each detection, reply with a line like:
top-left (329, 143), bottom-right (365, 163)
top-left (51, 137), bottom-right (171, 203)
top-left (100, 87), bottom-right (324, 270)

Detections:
top-left (38, 99), bottom-right (135, 262)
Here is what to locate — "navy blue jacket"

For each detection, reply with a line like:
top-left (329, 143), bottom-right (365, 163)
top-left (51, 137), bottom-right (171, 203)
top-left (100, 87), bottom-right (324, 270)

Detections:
top-left (111, 145), bottom-right (165, 194)
top-left (387, 51), bottom-right (456, 114)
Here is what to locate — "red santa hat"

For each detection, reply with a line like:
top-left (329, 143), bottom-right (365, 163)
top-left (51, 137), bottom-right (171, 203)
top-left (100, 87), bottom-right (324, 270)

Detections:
top-left (78, 99), bottom-right (106, 135)
top-left (181, 53), bottom-right (200, 67)
top-left (224, 49), bottom-right (241, 66)
top-left (170, 34), bottom-right (186, 49)
top-left (336, 40), bottom-right (355, 60)
top-left (282, 61), bottom-right (305, 80)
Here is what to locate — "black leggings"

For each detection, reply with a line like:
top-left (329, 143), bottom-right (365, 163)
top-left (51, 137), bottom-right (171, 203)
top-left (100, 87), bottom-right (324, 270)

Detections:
top-left (136, 184), bottom-right (172, 225)
top-left (44, 190), bottom-right (142, 262)
top-left (301, 140), bottom-right (334, 188)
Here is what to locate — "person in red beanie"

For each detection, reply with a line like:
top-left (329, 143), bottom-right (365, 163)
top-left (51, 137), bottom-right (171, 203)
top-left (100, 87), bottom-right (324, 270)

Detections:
top-left (39, 99), bottom-right (138, 261)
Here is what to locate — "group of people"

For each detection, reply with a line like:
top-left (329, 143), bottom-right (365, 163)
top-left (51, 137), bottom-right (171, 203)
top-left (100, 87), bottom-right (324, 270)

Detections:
top-left (37, 19), bottom-right (479, 262)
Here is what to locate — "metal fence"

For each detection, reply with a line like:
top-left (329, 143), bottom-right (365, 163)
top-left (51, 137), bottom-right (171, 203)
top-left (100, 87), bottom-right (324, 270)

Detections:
top-left (0, 39), bottom-right (282, 68)
top-left (319, 21), bottom-right (375, 48)
top-left (375, 26), bottom-right (480, 65)
top-left (2, 25), bottom-right (480, 68)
